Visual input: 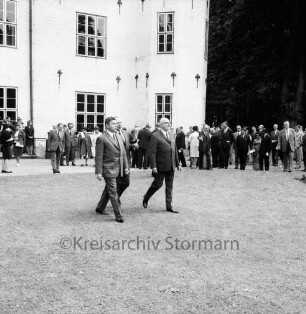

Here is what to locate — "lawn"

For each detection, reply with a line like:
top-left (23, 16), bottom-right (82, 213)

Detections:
top-left (0, 167), bottom-right (305, 313)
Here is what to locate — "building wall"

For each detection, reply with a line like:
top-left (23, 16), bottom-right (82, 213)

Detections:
top-left (0, 0), bottom-right (208, 155)
top-left (0, 0), bottom-right (30, 122)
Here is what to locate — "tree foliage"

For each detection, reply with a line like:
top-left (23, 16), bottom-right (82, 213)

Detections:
top-left (206, 0), bottom-right (306, 128)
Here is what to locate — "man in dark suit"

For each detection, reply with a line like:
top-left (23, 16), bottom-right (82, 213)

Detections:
top-left (232, 125), bottom-right (241, 169)
top-left (175, 127), bottom-right (187, 167)
top-left (198, 124), bottom-right (212, 170)
top-left (270, 124), bottom-right (280, 166)
top-left (64, 122), bottom-right (77, 166)
top-left (236, 127), bottom-right (251, 170)
top-left (210, 128), bottom-right (220, 168)
top-left (277, 121), bottom-right (296, 172)
top-left (137, 124), bottom-right (152, 169)
top-left (302, 131), bottom-right (306, 172)
top-left (48, 123), bottom-right (65, 173)
top-left (143, 118), bottom-right (181, 213)
top-left (219, 121), bottom-right (234, 169)
top-left (259, 128), bottom-right (272, 171)
top-left (95, 117), bottom-right (129, 223)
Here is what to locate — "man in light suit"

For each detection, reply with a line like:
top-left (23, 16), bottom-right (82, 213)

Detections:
top-left (277, 121), bottom-right (296, 172)
top-left (95, 117), bottom-right (129, 223)
top-left (198, 124), bottom-right (212, 170)
top-left (97, 117), bottom-right (131, 213)
top-left (48, 123), bottom-right (65, 173)
top-left (143, 117), bottom-right (181, 213)
top-left (270, 124), bottom-right (280, 166)
top-left (64, 122), bottom-right (77, 166)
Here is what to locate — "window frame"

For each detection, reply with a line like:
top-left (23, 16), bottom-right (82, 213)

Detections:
top-left (157, 12), bottom-right (174, 54)
top-left (76, 12), bottom-right (107, 59)
top-left (75, 91), bottom-right (106, 132)
top-left (0, 0), bottom-right (17, 48)
top-left (155, 93), bottom-right (173, 124)
top-left (0, 86), bottom-right (18, 121)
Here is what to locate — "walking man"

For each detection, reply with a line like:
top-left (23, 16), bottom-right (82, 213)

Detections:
top-left (95, 117), bottom-right (129, 223)
top-left (143, 118), bottom-right (181, 213)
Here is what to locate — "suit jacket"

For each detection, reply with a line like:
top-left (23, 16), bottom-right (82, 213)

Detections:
top-left (278, 128), bottom-right (296, 152)
top-left (270, 130), bottom-right (280, 143)
top-left (220, 128), bottom-right (234, 148)
top-left (259, 134), bottom-right (272, 155)
top-left (198, 131), bottom-right (211, 152)
top-left (175, 131), bottom-right (186, 150)
top-left (64, 129), bottom-right (77, 148)
top-left (296, 130), bottom-right (304, 148)
top-left (138, 128), bottom-right (152, 149)
top-left (236, 132), bottom-right (251, 154)
top-left (48, 129), bottom-right (65, 152)
top-left (211, 132), bottom-right (221, 149)
top-left (95, 131), bottom-right (128, 178)
top-left (302, 133), bottom-right (306, 152)
top-left (149, 130), bottom-right (179, 172)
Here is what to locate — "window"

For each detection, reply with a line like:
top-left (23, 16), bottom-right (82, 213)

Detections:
top-left (204, 19), bottom-right (209, 60)
top-left (0, 87), bottom-right (17, 121)
top-left (157, 12), bottom-right (174, 54)
top-left (77, 13), bottom-right (106, 58)
top-left (0, 0), bottom-right (17, 47)
top-left (155, 94), bottom-right (172, 123)
top-left (76, 92), bottom-right (105, 132)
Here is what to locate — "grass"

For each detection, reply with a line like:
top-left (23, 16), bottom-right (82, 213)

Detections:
top-left (0, 167), bottom-right (305, 313)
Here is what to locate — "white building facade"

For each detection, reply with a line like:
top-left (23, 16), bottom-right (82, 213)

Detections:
top-left (0, 0), bottom-right (209, 156)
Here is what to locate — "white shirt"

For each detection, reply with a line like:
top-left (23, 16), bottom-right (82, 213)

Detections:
top-left (107, 130), bottom-right (115, 139)
top-left (160, 129), bottom-right (169, 139)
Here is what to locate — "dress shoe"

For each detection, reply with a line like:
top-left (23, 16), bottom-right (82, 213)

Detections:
top-left (166, 209), bottom-right (179, 213)
top-left (66, 163), bottom-right (69, 166)
top-left (53, 169), bottom-right (57, 174)
top-left (116, 217), bottom-right (124, 223)
top-left (72, 163), bottom-right (76, 166)
top-left (288, 169), bottom-right (292, 173)
top-left (302, 169), bottom-right (306, 172)
top-left (142, 197), bottom-right (148, 209)
top-left (96, 208), bottom-right (109, 215)
top-left (2, 170), bottom-right (12, 173)
top-left (235, 166), bottom-right (238, 169)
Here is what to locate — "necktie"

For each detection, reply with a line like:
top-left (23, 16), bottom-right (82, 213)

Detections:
top-left (166, 132), bottom-right (169, 140)
top-left (120, 131), bottom-right (125, 143)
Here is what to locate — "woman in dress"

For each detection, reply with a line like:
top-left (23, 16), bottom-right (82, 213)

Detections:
top-left (1, 127), bottom-right (14, 173)
top-left (188, 125), bottom-right (200, 169)
top-left (78, 127), bottom-right (92, 166)
top-left (252, 133), bottom-right (261, 170)
top-left (25, 120), bottom-right (35, 155)
top-left (12, 124), bottom-right (26, 166)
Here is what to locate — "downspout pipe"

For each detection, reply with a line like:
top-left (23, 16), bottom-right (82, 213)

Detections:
top-left (29, 0), bottom-right (33, 122)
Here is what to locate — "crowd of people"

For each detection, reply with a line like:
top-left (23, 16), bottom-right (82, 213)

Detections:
top-left (0, 116), bottom-right (35, 173)
top-left (1, 116), bottom-right (306, 175)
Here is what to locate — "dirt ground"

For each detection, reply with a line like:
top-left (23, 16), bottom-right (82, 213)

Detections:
top-left (0, 163), bottom-right (305, 313)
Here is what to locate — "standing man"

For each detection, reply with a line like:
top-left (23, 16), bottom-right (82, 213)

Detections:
top-left (116, 117), bottom-right (131, 164)
top-left (277, 121), bottom-right (296, 172)
top-left (64, 122), bottom-right (76, 166)
top-left (210, 128), bottom-right (220, 168)
top-left (259, 128), bottom-right (272, 171)
top-left (302, 129), bottom-right (306, 172)
top-left (143, 118), bottom-right (181, 213)
top-left (198, 125), bottom-right (212, 170)
top-left (95, 117), bottom-right (129, 223)
top-left (233, 125), bottom-right (241, 169)
top-left (236, 127), bottom-right (251, 170)
top-left (294, 125), bottom-right (304, 169)
top-left (219, 121), bottom-right (234, 169)
top-left (270, 124), bottom-right (280, 166)
top-left (137, 124), bottom-right (152, 169)
top-left (48, 123), bottom-right (65, 174)
top-left (175, 127), bottom-right (187, 167)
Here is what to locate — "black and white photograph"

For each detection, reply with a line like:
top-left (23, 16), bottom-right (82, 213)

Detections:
top-left (0, 0), bottom-right (305, 313)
